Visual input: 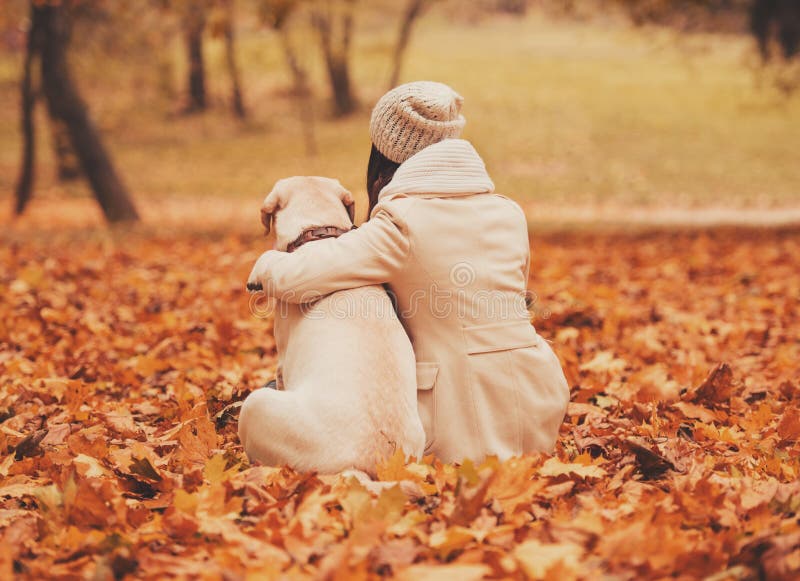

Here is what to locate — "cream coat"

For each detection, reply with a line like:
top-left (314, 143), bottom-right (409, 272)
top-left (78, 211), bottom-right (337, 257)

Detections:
top-left (250, 139), bottom-right (570, 463)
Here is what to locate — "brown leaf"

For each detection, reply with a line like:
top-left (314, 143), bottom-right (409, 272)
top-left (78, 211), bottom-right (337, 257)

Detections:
top-left (513, 540), bottom-right (584, 579)
top-left (539, 457), bottom-right (607, 481)
top-left (65, 477), bottom-right (125, 529)
top-left (450, 474), bottom-right (494, 527)
top-left (691, 363), bottom-right (735, 406)
top-left (397, 563), bottom-right (490, 581)
top-left (671, 401), bottom-right (719, 423)
top-left (129, 456), bottom-right (163, 482)
top-left (623, 438), bottom-right (676, 480)
top-left (162, 508), bottom-right (200, 540)
top-left (14, 429), bottom-right (47, 460)
top-left (40, 423), bottom-right (72, 446)
top-left (776, 407), bottom-right (800, 442)
top-left (373, 538), bottom-right (421, 573)
top-left (175, 414), bottom-right (218, 465)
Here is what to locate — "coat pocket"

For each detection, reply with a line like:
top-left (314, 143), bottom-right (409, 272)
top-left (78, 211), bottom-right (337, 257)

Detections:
top-left (416, 362), bottom-right (439, 453)
top-left (463, 320), bottom-right (539, 355)
top-left (463, 320), bottom-right (540, 458)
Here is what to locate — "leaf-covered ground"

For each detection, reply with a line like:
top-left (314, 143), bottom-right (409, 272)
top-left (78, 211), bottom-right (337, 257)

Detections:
top-left (1, 222), bottom-right (798, 580)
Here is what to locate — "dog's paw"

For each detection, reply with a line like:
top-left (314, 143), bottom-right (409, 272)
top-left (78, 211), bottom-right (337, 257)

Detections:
top-left (247, 250), bottom-right (284, 294)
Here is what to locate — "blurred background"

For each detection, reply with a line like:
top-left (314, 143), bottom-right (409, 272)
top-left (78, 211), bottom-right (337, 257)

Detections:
top-left (0, 0), bottom-right (798, 229)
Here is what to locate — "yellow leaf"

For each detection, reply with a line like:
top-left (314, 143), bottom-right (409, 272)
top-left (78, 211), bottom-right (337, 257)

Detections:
top-left (204, 453), bottom-right (227, 484)
top-left (397, 563), bottom-right (489, 581)
top-left (386, 510), bottom-right (427, 537)
top-left (457, 458), bottom-right (481, 485)
top-left (341, 479), bottom-right (406, 530)
top-left (73, 454), bottom-right (109, 478)
top-left (428, 526), bottom-right (475, 558)
top-left (580, 350), bottom-right (626, 374)
top-left (514, 540), bottom-right (584, 579)
top-left (375, 448), bottom-right (412, 481)
top-left (0, 454), bottom-right (14, 477)
top-left (173, 489), bottom-right (198, 515)
top-left (540, 457), bottom-right (606, 480)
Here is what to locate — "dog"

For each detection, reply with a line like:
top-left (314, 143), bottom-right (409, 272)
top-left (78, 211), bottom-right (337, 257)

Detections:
top-left (239, 176), bottom-right (425, 476)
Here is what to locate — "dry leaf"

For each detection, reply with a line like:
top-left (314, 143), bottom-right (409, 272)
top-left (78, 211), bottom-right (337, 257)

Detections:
top-left (540, 458), bottom-right (607, 480)
top-left (2, 226), bottom-right (798, 580)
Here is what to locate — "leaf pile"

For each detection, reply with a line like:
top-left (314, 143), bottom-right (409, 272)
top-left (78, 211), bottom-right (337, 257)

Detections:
top-left (1, 225), bottom-right (798, 580)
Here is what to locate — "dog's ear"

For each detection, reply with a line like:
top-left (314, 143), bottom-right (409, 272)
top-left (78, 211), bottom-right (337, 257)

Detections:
top-left (260, 187), bottom-right (281, 235)
top-left (339, 186), bottom-right (355, 224)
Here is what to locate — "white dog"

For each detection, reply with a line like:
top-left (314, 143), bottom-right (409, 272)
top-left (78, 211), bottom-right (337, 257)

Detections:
top-left (239, 176), bottom-right (425, 475)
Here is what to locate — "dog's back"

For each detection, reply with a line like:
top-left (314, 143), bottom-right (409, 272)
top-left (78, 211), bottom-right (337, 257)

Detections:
top-left (276, 285), bottom-right (423, 464)
top-left (239, 176), bottom-right (425, 474)
top-left (240, 285), bottom-right (424, 474)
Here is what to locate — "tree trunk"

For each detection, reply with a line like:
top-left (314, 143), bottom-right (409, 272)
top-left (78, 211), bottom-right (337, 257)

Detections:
top-left (223, 25), bottom-right (245, 117)
top-left (777, 0), bottom-right (800, 59)
top-left (278, 26), bottom-right (310, 95)
top-left (185, 6), bottom-right (207, 113)
top-left (13, 2), bottom-right (41, 216)
top-left (277, 24), bottom-right (316, 156)
top-left (496, 0), bottom-right (527, 15)
top-left (38, 3), bottom-right (139, 223)
top-left (156, 20), bottom-right (177, 103)
top-left (222, 0), bottom-right (245, 118)
top-left (388, 0), bottom-right (431, 89)
top-left (313, 0), bottom-right (357, 117)
top-left (328, 58), bottom-right (355, 115)
top-left (750, 0), bottom-right (775, 61)
top-left (50, 116), bottom-right (81, 181)
top-left (750, 0), bottom-right (800, 61)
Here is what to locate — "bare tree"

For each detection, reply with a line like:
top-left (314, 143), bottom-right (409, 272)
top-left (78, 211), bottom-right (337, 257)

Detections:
top-left (14, 2), bottom-right (139, 222)
top-left (257, 0), bottom-right (317, 153)
top-left (13, 0), bottom-right (42, 215)
top-left (388, 0), bottom-right (436, 89)
top-left (265, 1), bottom-right (310, 93)
top-left (495, 0), bottom-right (527, 15)
top-left (219, 0), bottom-right (246, 117)
top-left (751, 0), bottom-right (800, 61)
top-left (312, 0), bottom-right (357, 116)
top-left (183, 1), bottom-right (208, 113)
top-left (50, 118), bottom-right (82, 181)
top-left (279, 10), bottom-right (317, 154)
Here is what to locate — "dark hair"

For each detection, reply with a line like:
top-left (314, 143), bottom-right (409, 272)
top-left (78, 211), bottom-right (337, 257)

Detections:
top-left (366, 144), bottom-right (401, 215)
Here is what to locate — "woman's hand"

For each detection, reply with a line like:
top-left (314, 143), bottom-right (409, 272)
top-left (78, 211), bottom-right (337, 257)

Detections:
top-left (247, 250), bottom-right (285, 294)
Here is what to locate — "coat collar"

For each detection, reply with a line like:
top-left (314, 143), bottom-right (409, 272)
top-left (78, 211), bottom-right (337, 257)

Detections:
top-left (378, 139), bottom-right (495, 201)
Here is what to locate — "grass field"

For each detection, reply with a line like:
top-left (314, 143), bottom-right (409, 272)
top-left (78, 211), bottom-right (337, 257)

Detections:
top-left (0, 6), bottom-right (799, 221)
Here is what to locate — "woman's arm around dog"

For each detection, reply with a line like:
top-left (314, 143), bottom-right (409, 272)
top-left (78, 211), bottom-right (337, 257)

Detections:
top-left (248, 201), bottom-right (413, 303)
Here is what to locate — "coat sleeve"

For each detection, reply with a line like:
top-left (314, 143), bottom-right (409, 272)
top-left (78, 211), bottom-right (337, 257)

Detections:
top-left (512, 199), bottom-right (532, 306)
top-left (257, 204), bottom-right (411, 303)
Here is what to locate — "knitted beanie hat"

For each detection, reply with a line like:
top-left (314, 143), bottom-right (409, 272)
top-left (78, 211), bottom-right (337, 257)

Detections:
top-left (370, 81), bottom-right (466, 164)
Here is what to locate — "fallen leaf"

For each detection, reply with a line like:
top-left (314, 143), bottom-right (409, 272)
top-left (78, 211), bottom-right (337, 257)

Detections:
top-left (777, 407), bottom-right (800, 442)
top-left (396, 563), bottom-right (490, 581)
top-left (513, 539), bottom-right (584, 579)
top-left (540, 458), bottom-right (607, 480)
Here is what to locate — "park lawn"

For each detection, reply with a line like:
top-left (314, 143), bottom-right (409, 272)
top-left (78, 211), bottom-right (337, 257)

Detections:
top-left (0, 215), bottom-right (798, 578)
top-left (0, 7), bottom-right (799, 218)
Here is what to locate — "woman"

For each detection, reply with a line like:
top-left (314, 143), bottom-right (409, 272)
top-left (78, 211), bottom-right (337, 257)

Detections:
top-left (248, 81), bottom-right (570, 463)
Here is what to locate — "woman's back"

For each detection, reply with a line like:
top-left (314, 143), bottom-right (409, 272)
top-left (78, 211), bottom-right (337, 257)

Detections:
top-left (376, 185), bottom-right (569, 462)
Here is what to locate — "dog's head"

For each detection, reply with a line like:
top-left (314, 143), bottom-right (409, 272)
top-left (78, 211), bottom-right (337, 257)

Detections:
top-left (260, 176), bottom-right (355, 251)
